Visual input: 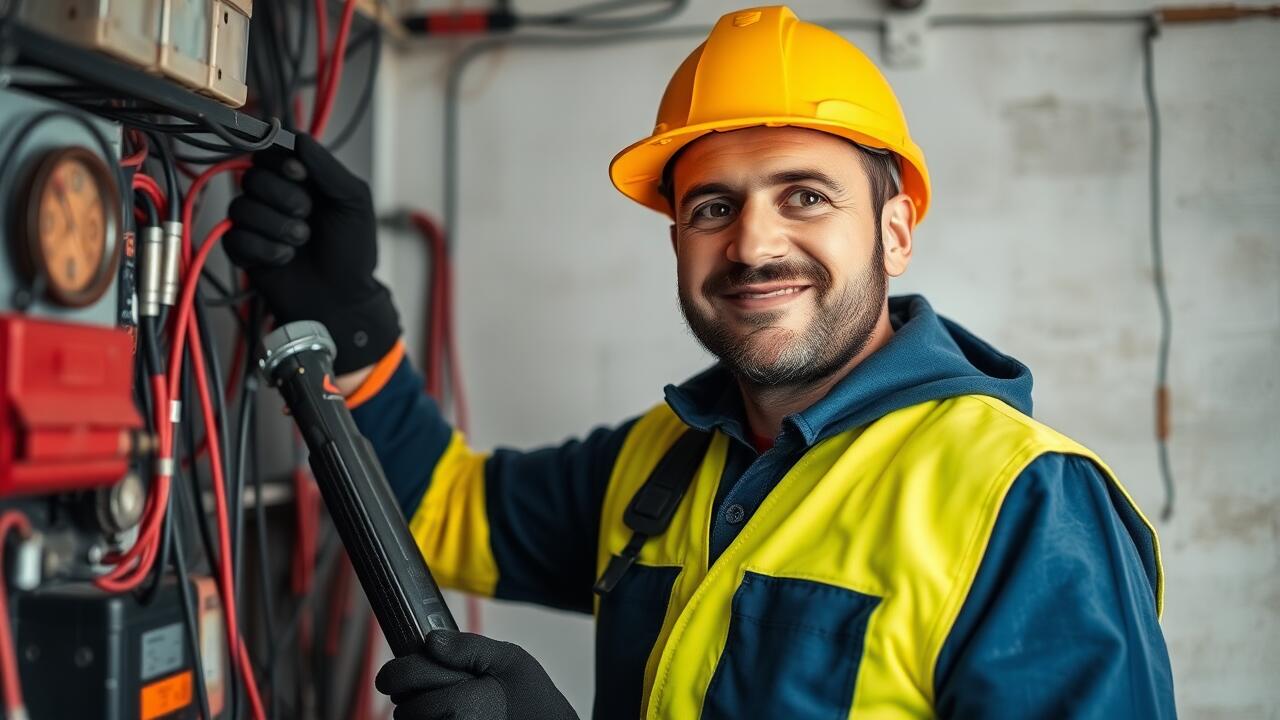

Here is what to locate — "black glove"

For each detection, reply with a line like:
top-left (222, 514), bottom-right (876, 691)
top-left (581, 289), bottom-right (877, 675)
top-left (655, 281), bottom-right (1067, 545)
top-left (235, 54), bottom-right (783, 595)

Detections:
top-left (375, 630), bottom-right (579, 720)
top-left (225, 134), bottom-right (399, 374)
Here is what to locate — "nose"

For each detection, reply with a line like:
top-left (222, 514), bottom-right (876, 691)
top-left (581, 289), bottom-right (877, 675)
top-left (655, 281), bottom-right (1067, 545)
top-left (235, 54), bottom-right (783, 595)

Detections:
top-left (726, 197), bottom-right (789, 266)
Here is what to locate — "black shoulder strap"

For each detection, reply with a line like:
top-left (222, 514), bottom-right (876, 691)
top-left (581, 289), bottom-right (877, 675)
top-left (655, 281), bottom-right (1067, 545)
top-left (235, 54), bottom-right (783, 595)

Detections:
top-left (593, 429), bottom-right (712, 596)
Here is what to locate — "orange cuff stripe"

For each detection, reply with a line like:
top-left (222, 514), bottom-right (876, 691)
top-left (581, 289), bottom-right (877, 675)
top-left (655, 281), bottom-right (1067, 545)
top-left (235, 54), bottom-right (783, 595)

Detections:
top-left (346, 339), bottom-right (406, 410)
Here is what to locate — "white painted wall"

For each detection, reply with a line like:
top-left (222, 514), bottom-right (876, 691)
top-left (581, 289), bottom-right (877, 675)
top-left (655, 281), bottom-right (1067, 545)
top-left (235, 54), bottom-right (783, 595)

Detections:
top-left (370, 1), bottom-right (1280, 716)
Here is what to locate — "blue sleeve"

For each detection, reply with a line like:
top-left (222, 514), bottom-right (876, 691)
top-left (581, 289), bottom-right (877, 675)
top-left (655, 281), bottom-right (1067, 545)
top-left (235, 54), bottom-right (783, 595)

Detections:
top-left (485, 421), bottom-right (635, 613)
top-left (350, 357), bottom-right (454, 516)
top-left (934, 453), bottom-right (1175, 718)
top-left (350, 356), bottom-right (636, 613)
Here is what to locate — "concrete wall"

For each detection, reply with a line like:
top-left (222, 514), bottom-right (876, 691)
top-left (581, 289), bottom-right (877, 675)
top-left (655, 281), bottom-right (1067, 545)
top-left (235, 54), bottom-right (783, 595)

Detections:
top-left (371, 1), bottom-right (1280, 715)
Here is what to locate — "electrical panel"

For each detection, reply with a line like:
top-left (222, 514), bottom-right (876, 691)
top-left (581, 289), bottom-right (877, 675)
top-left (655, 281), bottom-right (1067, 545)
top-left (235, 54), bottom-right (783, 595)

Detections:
top-left (0, 87), bottom-right (144, 572)
top-left (20, 0), bottom-right (253, 108)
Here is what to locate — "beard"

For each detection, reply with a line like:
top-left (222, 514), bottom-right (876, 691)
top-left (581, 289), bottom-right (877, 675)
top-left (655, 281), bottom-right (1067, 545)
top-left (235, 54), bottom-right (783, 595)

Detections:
top-left (679, 243), bottom-right (886, 388)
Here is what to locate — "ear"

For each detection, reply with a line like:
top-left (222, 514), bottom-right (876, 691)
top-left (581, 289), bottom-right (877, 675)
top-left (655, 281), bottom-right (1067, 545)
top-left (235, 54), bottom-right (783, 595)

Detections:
top-left (880, 193), bottom-right (915, 278)
top-left (669, 223), bottom-right (678, 256)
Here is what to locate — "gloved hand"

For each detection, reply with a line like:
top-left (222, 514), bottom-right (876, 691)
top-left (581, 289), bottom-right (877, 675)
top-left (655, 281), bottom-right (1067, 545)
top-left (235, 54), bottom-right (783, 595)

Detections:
top-left (224, 133), bottom-right (399, 374)
top-left (375, 630), bottom-right (579, 720)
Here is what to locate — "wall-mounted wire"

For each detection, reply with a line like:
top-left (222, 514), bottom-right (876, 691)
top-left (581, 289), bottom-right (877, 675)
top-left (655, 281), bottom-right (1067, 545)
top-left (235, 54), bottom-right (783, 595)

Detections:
top-left (1141, 18), bottom-right (1175, 521)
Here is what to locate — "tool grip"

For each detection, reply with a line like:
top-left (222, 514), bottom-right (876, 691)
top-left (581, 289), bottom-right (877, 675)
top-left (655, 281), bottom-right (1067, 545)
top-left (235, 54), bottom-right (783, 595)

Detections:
top-left (262, 323), bottom-right (456, 657)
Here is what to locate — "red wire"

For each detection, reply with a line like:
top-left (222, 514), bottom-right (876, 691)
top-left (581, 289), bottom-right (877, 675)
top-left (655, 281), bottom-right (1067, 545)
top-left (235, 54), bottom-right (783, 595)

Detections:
top-left (0, 511), bottom-right (32, 717)
top-left (181, 158), bottom-right (251, 266)
top-left (132, 173), bottom-right (169, 219)
top-left (168, 220), bottom-right (267, 720)
top-left (314, 0), bottom-right (330, 119)
top-left (311, 0), bottom-right (360, 137)
top-left (120, 130), bottom-right (148, 169)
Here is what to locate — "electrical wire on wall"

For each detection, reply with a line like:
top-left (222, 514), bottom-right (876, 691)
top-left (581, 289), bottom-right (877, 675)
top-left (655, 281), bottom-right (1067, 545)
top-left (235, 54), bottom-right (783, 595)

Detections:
top-left (1141, 19), bottom-right (1175, 521)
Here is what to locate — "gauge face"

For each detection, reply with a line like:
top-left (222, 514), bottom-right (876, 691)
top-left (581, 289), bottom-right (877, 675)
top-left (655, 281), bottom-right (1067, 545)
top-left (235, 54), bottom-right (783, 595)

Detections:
top-left (20, 147), bottom-right (121, 307)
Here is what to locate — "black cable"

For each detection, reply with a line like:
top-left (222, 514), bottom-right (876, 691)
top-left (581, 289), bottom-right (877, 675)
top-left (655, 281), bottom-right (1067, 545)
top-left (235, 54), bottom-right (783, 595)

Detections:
top-left (929, 10), bottom-right (1149, 27)
top-left (200, 114), bottom-right (284, 153)
top-left (134, 188), bottom-right (160, 227)
top-left (326, 24), bottom-right (382, 152)
top-left (201, 286), bottom-right (257, 308)
top-left (181, 364), bottom-right (220, 574)
top-left (237, 298), bottom-right (280, 720)
top-left (268, 2), bottom-right (298, 129)
top-left (145, 132), bottom-right (182, 222)
top-left (132, 318), bottom-right (173, 607)
top-left (170, 478), bottom-right (214, 720)
top-left (231, 366), bottom-right (253, 612)
top-left (172, 142), bottom-right (244, 165)
top-left (286, 0), bottom-right (309, 95)
top-left (251, 1), bottom-right (289, 126)
top-left (174, 133), bottom-right (253, 155)
top-left (295, 25), bottom-right (381, 85)
top-left (1141, 19), bottom-right (1175, 521)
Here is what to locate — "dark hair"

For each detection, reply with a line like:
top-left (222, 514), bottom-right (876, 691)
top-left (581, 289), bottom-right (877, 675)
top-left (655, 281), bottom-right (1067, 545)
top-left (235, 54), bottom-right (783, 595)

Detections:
top-left (659, 137), bottom-right (901, 223)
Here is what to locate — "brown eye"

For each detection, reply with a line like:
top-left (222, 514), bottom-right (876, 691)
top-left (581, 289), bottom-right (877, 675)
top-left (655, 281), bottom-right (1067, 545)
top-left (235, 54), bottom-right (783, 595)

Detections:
top-left (784, 189), bottom-right (826, 208)
top-left (692, 200), bottom-right (736, 223)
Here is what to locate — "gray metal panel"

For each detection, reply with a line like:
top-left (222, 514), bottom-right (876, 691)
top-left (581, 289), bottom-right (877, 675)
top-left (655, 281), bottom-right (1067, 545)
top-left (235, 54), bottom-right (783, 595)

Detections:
top-left (0, 87), bottom-right (123, 327)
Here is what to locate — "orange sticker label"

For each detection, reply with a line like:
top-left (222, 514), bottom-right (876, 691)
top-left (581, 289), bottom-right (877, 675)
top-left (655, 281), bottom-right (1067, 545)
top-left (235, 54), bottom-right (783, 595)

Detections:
top-left (140, 670), bottom-right (192, 720)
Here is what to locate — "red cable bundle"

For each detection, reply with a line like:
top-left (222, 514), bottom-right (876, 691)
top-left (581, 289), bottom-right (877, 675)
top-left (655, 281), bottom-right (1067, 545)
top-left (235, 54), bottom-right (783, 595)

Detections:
top-left (93, 159), bottom-right (266, 720)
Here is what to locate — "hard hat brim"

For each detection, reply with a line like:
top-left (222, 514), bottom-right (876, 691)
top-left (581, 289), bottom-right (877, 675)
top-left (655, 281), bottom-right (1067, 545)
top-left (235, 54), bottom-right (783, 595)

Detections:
top-left (609, 117), bottom-right (930, 224)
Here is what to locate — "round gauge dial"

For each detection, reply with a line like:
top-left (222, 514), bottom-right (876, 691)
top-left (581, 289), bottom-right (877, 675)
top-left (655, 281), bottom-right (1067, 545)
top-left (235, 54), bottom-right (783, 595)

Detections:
top-left (18, 147), bottom-right (121, 307)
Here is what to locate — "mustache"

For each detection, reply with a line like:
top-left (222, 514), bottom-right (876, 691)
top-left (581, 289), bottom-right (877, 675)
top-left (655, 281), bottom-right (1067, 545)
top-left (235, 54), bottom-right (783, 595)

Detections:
top-left (702, 259), bottom-right (833, 297)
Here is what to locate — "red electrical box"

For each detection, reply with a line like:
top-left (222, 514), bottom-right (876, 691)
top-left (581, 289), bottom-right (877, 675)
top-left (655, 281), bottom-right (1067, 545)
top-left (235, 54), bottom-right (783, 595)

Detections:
top-left (0, 313), bottom-right (142, 497)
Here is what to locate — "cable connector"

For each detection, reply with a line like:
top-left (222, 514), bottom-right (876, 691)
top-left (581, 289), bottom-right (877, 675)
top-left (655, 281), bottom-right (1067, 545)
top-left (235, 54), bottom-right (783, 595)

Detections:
top-left (12, 532), bottom-right (43, 591)
top-left (170, 400), bottom-right (182, 424)
top-left (160, 221), bottom-right (183, 307)
top-left (138, 225), bottom-right (164, 317)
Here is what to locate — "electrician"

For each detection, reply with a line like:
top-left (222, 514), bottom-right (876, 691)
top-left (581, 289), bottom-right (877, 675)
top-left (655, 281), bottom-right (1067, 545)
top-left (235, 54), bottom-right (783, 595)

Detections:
top-left (226, 6), bottom-right (1175, 719)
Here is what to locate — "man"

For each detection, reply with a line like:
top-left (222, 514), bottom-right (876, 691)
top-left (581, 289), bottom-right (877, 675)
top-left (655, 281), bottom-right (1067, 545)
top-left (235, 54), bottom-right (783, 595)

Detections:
top-left (227, 6), bottom-right (1175, 718)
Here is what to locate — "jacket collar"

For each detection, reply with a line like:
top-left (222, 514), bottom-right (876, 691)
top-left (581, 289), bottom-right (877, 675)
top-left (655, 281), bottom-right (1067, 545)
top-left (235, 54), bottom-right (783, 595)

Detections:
top-left (664, 295), bottom-right (1034, 448)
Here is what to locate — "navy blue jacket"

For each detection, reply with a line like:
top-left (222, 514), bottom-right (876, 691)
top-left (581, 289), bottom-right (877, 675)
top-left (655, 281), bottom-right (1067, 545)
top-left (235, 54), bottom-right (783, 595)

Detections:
top-left (352, 294), bottom-right (1176, 718)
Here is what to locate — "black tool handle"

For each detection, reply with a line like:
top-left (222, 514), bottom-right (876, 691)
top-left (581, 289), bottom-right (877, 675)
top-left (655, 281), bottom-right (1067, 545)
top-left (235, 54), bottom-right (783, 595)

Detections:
top-left (261, 321), bottom-right (457, 657)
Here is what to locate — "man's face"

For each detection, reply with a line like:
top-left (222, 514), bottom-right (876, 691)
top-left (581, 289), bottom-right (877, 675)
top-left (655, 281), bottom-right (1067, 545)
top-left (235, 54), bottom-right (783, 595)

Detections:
top-left (671, 126), bottom-right (889, 387)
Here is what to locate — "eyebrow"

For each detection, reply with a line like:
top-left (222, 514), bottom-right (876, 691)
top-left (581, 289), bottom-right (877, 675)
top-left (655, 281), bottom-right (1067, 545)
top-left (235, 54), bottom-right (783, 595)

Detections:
top-left (677, 168), bottom-right (848, 210)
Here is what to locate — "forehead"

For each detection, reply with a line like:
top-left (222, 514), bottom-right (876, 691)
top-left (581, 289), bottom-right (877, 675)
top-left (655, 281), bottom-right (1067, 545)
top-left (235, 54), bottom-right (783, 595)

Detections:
top-left (671, 126), bottom-right (864, 190)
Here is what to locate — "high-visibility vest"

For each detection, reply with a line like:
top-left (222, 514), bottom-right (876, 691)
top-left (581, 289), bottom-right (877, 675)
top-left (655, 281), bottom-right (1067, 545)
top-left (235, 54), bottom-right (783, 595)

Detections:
top-left (594, 394), bottom-right (1163, 718)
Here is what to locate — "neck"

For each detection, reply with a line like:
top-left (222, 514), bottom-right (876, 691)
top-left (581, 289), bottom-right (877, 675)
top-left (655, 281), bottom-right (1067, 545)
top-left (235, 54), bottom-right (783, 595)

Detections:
top-left (737, 305), bottom-right (895, 441)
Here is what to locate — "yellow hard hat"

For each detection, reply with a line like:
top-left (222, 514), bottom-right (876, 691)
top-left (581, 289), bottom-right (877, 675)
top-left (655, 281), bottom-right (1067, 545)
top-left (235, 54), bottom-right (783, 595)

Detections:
top-left (610, 5), bottom-right (931, 224)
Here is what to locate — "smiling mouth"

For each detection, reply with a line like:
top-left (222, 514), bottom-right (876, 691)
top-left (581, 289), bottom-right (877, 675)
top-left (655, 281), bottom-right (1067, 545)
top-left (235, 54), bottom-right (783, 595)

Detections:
top-left (720, 284), bottom-right (812, 309)
top-left (732, 284), bottom-right (808, 298)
